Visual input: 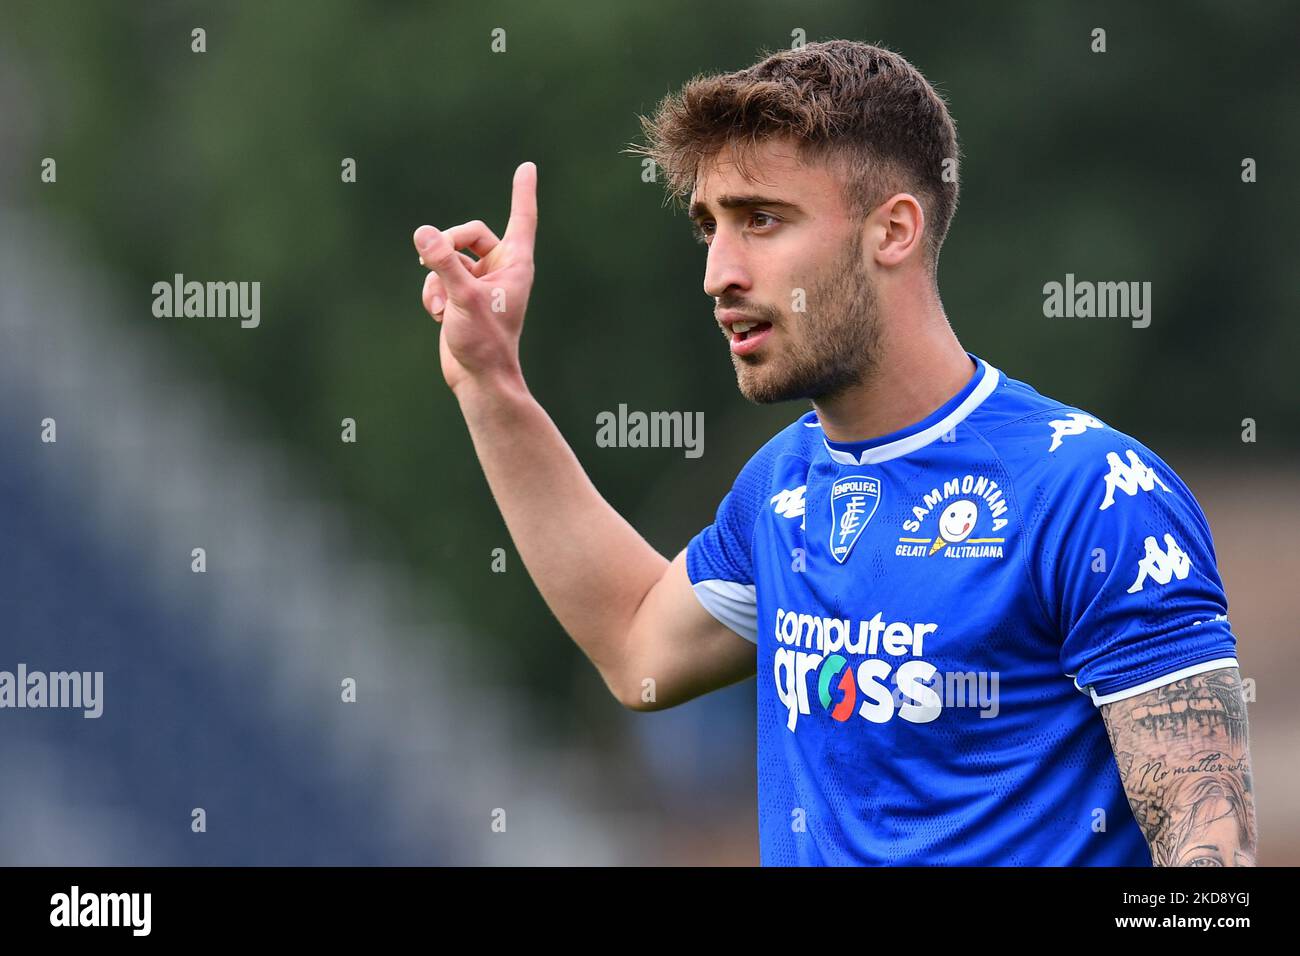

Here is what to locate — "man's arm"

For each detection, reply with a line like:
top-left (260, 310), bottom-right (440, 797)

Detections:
top-left (414, 163), bottom-right (756, 710)
top-left (1100, 666), bottom-right (1257, 866)
top-left (454, 380), bottom-right (756, 709)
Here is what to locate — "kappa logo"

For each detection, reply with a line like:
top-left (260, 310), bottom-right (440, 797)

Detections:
top-left (829, 476), bottom-right (880, 563)
top-left (1048, 412), bottom-right (1104, 452)
top-left (770, 485), bottom-right (807, 530)
top-left (898, 474), bottom-right (1009, 559)
top-left (1127, 533), bottom-right (1192, 593)
top-left (1100, 450), bottom-right (1171, 510)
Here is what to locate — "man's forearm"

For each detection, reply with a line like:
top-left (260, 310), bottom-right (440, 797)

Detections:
top-left (1101, 667), bottom-right (1257, 866)
top-left (454, 376), bottom-right (669, 691)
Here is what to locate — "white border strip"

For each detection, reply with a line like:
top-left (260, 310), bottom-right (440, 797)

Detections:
top-left (1083, 657), bottom-right (1239, 707)
top-left (823, 359), bottom-right (1001, 466)
top-left (691, 579), bottom-right (758, 644)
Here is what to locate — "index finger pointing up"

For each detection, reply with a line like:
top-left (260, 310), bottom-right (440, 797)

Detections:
top-left (504, 161), bottom-right (538, 255)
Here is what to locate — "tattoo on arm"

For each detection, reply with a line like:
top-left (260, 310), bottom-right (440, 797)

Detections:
top-left (1100, 667), bottom-right (1257, 866)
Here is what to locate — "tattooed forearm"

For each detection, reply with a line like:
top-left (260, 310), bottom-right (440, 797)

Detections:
top-left (1100, 667), bottom-right (1256, 866)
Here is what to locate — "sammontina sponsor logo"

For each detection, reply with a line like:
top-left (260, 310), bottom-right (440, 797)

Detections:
top-left (897, 473), bottom-right (1009, 559)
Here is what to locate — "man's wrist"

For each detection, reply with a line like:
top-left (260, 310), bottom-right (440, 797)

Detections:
top-left (453, 371), bottom-right (533, 420)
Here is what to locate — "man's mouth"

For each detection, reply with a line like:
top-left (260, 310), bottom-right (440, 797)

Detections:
top-left (729, 319), bottom-right (771, 342)
top-left (719, 310), bottom-right (775, 355)
top-left (729, 320), bottom-right (773, 355)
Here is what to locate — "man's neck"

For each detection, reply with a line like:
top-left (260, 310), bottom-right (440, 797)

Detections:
top-left (811, 318), bottom-right (975, 444)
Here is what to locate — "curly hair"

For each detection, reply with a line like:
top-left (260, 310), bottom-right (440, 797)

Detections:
top-left (630, 40), bottom-right (961, 272)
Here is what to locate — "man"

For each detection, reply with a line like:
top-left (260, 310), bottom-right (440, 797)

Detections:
top-left (412, 40), bottom-right (1256, 866)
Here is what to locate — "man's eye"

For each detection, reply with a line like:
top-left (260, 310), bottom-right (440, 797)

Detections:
top-left (693, 213), bottom-right (778, 244)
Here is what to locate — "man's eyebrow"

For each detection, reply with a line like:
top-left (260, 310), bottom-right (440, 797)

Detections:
top-left (687, 195), bottom-right (799, 222)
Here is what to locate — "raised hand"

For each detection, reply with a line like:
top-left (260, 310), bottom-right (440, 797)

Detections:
top-left (414, 161), bottom-right (538, 394)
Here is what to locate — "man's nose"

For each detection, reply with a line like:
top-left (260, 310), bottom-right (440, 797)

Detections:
top-left (703, 233), bottom-right (751, 300)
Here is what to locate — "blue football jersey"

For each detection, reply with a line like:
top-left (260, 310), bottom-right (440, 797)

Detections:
top-left (686, 353), bottom-right (1238, 865)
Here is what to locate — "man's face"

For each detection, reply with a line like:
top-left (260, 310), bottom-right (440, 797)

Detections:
top-left (689, 138), bottom-right (881, 404)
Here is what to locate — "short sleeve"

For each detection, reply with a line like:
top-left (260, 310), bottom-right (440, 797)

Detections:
top-left (1030, 430), bottom-right (1238, 706)
top-left (685, 438), bottom-right (782, 644)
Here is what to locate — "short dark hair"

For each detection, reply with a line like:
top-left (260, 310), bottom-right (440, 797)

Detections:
top-left (633, 40), bottom-right (961, 273)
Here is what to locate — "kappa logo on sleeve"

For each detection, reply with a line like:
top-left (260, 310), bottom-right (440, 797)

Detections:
top-left (770, 485), bottom-right (807, 530)
top-left (1100, 450), bottom-right (1171, 510)
top-left (829, 476), bottom-right (880, 563)
top-left (770, 485), bottom-right (806, 519)
top-left (1047, 412), bottom-right (1104, 452)
top-left (1127, 533), bottom-right (1192, 593)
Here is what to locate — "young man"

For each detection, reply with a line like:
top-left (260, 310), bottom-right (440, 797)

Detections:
top-left (412, 40), bottom-right (1256, 866)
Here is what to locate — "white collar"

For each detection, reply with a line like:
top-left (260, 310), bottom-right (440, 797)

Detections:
top-left (820, 358), bottom-right (1001, 466)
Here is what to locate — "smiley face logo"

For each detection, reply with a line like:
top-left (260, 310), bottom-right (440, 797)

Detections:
top-left (938, 499), bottom-right (978, 544)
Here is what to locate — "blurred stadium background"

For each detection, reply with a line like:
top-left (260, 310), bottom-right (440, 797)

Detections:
top-left (1, 1), bottom-right (1296, 864)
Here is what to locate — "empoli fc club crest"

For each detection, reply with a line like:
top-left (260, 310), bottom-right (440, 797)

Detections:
top-left (830, 475), bottom-right (880, 563)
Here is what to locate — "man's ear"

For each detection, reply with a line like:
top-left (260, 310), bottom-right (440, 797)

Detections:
top-left (869, 193), bottom-right (926, 268)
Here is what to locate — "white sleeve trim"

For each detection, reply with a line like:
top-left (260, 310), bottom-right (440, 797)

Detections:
top-left (691, 579), bottom-right (758, 644)
top-left (1081, 657), bottom-right (1239, 707)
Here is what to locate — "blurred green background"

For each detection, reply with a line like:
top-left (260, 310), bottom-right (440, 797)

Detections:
top-left (9, 0), bottom-right (1298, 750)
